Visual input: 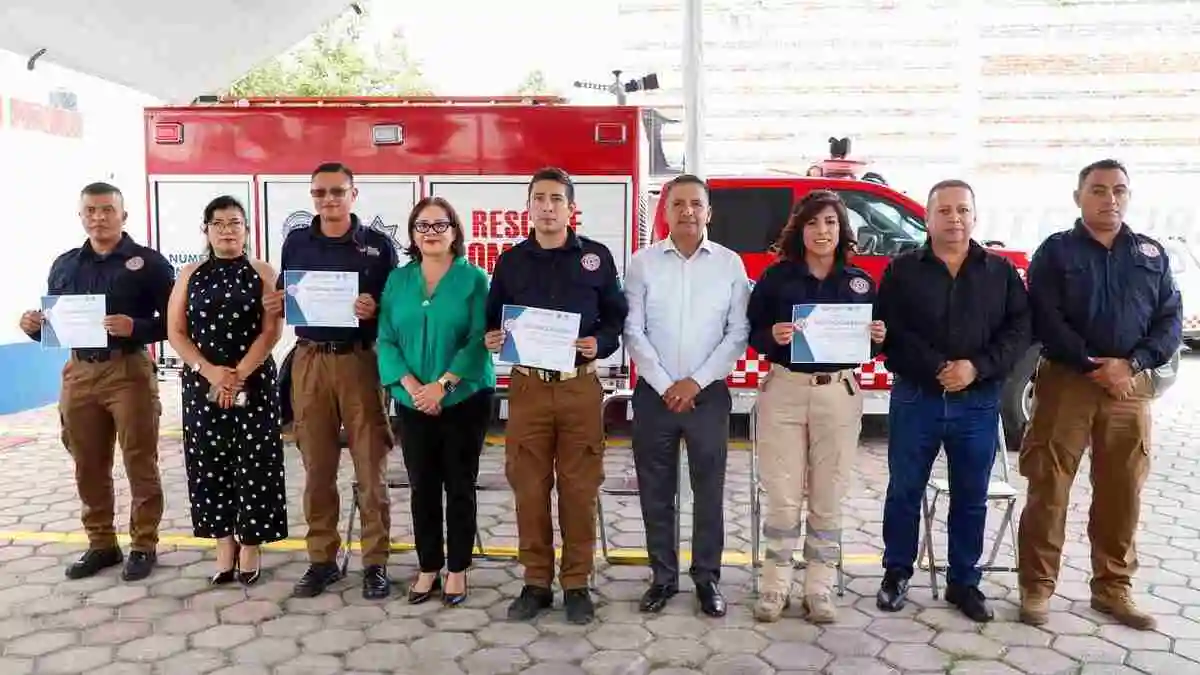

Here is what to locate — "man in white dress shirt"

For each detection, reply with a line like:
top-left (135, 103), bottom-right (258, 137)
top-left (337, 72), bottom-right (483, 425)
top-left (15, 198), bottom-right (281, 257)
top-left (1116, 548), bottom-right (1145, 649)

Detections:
top-left (623, 174), bottom-right (751, 617)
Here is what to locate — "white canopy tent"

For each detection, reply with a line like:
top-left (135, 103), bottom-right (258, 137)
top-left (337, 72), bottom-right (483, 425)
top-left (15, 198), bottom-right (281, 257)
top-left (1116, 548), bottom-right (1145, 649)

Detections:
top-left (0, 0), bottom-right (353, 103)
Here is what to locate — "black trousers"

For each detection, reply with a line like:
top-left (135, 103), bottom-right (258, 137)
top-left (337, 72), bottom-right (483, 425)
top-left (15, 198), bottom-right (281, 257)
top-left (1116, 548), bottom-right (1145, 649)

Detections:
top-left (395, 389), bottom-right (493, 573)
top-left (631, 379), bottom-right (731, 586)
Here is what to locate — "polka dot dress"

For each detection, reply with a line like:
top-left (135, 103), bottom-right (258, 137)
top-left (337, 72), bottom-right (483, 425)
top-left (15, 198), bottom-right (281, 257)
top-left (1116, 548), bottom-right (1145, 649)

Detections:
top-left (181, 255), bottom-right (288, 546)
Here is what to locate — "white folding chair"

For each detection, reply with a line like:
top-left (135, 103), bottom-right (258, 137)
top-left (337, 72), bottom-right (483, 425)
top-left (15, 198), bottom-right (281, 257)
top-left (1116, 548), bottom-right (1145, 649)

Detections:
top-left (749, 404), bottom-right (846, 597)
top-left (917, 416), bottom-right (1019, 598)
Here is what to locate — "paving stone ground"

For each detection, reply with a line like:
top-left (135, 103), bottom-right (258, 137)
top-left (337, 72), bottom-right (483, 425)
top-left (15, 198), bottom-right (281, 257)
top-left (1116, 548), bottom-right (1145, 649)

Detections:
top-left (0, 355), bottom-right (1198, 673)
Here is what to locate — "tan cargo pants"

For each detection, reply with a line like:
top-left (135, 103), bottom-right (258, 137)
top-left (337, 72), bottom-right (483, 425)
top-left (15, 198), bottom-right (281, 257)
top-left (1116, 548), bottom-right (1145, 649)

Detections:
top-left (1017, 359), bottom-right (1153, 601)
top-left (292, 342), bottom-right (394, 566)
top-left (756, 365), bottom-right (861, 595)
top-left (58, 349), bottom-right (163, 552)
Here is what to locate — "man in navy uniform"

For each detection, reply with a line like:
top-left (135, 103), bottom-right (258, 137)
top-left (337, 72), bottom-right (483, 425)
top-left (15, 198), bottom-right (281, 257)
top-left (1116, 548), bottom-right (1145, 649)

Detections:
top-left (1017, 159), bottom-right (1182, 631)
top-left (19, 182), bottom-right (174, 582)
top-left (485, 167), bottom-right (628, 625)
top-left (263, 162), bottom-right (399, 600)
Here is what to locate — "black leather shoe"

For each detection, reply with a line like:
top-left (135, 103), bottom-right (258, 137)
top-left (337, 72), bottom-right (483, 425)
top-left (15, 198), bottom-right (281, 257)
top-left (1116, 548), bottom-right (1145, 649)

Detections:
top-left (362, 565), bottom-right (391, 600)
top-left (695, 581), bottom-right (727, 617)
top-left (121, 550), bottom-right (157, 582)
top-left (876, 568), bottom-right (910, 612)
top-left (210, 568), bottom-right (237, 586)
top-left (237, 569), bottom-right (261, 586)
top-left (564, 588), bottom-right (595, 625)
top-left (66, 547), bottom-right (123, 580)
top-left (408, 572), bottom-right (442, 604)
top-left (292, 562), bottom-right (342, 598)
top-left (507, 585), bottom-right (554, 621)
top-left (946, 583), bottom-right (994, 623)
top-left (639, 584), bottom-right (678, 613)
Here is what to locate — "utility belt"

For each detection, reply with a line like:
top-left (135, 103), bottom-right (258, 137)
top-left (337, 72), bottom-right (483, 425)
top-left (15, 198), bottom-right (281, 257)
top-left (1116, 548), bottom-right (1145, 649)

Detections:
top-left (770, 365), bottom-right (857, 394)
top-left (297, 338), bottom-right (374, 355)
top-left (513, 361), bottom-right (597, 383)
top-left (71, 344), bottom-right (144, 363)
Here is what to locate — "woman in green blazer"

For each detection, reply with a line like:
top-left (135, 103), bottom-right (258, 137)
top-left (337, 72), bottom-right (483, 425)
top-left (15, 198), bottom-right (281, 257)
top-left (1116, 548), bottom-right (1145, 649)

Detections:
top-left (377, 196), bottom-right (495, 607)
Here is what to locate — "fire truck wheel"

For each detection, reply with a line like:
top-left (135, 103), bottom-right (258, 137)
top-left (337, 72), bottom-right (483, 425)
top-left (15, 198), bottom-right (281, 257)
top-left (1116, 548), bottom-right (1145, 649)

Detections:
top-left (1000, 345), bottom-right (1041, 453)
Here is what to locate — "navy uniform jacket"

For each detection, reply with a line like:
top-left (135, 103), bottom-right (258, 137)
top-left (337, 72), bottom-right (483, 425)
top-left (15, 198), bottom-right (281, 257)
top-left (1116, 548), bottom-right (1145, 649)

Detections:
top-left (876, 241), bottom-right (1032, 391)
top-left (38, 233), bottom-right (174, 351)
top-left (1028, 220), bottom-right (1182, 373)
top-left (747, 259), bottom-right (879, 374)
top-left (276, 215), bottom-right (399, 344)
top-left (485, 228), bottom-right (628, 366)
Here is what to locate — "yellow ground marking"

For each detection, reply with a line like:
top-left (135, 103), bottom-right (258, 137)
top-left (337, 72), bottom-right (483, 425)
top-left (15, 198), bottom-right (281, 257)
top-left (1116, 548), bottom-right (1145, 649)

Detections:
top-left (0, 530), bottom-right (881, 566)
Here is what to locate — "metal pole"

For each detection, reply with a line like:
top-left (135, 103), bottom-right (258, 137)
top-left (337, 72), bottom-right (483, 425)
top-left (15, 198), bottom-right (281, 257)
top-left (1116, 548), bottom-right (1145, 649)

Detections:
top-left (683, 0), bottom-right (704, 176)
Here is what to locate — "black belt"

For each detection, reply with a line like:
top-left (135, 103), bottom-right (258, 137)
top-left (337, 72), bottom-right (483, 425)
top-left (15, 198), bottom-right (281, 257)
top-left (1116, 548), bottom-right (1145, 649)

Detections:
top-left (297, 339), bottom-right (373, 355)
top-left (72, 345), bottom-right (143, 363)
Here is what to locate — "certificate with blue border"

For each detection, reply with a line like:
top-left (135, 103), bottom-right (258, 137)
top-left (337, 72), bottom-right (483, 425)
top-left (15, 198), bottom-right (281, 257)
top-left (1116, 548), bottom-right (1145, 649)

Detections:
top-left (790, 303), bottom-right (871, 364)
top-left (499, 304), bottom-right (581, 373)
top-left (283, 270), bottom-right (359, 328)
top-left (41, 294), bottom-right (107, 349)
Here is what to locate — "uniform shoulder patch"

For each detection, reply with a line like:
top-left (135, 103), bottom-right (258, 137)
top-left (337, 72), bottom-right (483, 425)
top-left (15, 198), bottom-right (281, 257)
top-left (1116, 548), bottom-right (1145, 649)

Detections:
top-left (1139, 241), bottom-right (1161, 258)
top-left (125, 256), bottom-right (144, 271)
top-left (849, 276), bottom-right (870, 294)
top-left (581, 252), bottom-right (601, 271)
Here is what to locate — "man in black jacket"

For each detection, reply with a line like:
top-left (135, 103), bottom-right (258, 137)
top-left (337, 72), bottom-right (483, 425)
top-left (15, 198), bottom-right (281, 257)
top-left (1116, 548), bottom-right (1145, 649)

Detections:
top-left (874, 179), bottom-right (1031, 622)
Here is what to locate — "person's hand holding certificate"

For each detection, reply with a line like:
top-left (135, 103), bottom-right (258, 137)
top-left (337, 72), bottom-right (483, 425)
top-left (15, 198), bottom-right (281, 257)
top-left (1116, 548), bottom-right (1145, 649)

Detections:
top-left (283, 270), bottom-right (359, 328)
top-left (790, 303), bottom-right (872, 364)
top-left (498, 304), bottom-right (582, 373)
top-left (41, 294), bottom-right (107, 349)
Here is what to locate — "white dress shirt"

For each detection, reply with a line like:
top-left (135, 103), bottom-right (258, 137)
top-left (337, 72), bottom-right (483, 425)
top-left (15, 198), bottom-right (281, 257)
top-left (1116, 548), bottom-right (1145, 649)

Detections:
top-left (623, 235), bottom-right (751, 395)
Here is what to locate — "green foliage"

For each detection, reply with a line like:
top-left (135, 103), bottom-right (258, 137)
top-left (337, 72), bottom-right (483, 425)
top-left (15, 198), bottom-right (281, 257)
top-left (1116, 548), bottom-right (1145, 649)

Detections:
top-left (223, 3), bottom-right (432, 97)
top-left (511, 69), bottom-right (559, 97)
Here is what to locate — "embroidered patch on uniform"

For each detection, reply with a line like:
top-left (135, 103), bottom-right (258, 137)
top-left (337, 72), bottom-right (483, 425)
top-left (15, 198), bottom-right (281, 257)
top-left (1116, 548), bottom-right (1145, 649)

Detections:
top-left (125, 256), bottom-right (144, 271)
top-left (849, 277), bottom-right (870, 294)
top-left (364, 246), bottom-right (380, 257)
top-left (1140, 242), bottom-right (1160, 258)
top-left (581, 253), bottom-right (601, 271)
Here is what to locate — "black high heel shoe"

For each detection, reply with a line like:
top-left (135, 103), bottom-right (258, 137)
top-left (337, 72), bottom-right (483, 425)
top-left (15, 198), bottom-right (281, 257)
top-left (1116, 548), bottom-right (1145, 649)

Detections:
top-left (237, 545), bottom-right (261, 586)
top-left (443, 572), bottom-right (468, 607)
top-left (407, 572), bottom-right (442, 604)
top-left (210, 568), bottom-right (237, 585)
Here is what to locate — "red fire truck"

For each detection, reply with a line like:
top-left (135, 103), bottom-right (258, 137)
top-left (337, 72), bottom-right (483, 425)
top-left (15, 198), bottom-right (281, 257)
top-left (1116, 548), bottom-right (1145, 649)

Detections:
top-left (141, 95), bottom-right (1179, 449)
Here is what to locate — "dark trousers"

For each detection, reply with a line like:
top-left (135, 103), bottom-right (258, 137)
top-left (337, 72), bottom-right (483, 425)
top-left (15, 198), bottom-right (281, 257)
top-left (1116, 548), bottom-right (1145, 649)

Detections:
top-left (631, 379), bottom-right (731, 586)
top-left (395, 389), bottom-right (493, 573)
top-left (881, 377), bottom-right (1001, 587)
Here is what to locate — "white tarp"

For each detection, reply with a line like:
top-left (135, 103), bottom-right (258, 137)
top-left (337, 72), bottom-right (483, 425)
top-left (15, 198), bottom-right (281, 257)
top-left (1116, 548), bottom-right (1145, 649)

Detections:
top-left (0, 0), bottom-right (351, 102)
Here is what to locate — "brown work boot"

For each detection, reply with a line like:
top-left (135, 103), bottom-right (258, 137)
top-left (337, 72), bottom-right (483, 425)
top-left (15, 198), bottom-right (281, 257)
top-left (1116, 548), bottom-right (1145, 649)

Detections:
top-left (753, 591), bottom-right (790, 622)
top-left (803, 592), bottom-right (837, 624)
top-left (1018, 591), bottom-right (1049, 626)
top-left (1091, 590), bottom-right (1157, 631)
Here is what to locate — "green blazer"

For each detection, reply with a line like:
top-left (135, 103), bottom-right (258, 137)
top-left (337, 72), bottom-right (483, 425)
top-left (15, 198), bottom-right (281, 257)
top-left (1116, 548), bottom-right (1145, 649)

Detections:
top-left (377, 257), bottom-right (495, 409)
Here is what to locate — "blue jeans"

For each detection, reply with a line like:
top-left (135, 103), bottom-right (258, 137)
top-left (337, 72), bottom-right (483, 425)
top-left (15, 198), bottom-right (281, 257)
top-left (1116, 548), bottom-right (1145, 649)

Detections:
top-left (882, 376), bottom-right (1001, 587)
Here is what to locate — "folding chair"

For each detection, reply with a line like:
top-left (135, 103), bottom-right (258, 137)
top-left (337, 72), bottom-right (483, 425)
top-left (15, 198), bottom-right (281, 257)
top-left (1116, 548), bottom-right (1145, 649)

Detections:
top-left (338, 393), bottom-right (516, 575)
top-left (917, 416), bottom-right (1018, 599)
top-left (749, 403), bottom-right (846, 597)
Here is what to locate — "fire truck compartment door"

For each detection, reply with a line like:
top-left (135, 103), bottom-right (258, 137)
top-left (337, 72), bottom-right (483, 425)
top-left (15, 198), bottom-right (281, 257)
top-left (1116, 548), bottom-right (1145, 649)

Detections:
top-left (260, 174), bottom-right (418, 365)
top-left (426, 175), bottom-right (633, 380)
top-left (149, 175), bottom-right (256, 368)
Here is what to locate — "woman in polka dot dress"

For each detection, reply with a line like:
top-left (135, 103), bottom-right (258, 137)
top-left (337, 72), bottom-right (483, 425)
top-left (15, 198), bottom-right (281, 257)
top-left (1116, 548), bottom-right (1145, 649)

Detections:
top-left (166, 195), bottom-right (288, 585)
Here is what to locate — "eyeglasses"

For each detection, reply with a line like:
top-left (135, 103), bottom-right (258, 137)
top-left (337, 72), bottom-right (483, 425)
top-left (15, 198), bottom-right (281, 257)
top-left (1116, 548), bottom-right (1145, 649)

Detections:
top-left (207, 220), bottom-right (244, 231)
top-left (414, 220), bottom-right (452, 234)
top-left (310, 186), bottom-right (351, 199)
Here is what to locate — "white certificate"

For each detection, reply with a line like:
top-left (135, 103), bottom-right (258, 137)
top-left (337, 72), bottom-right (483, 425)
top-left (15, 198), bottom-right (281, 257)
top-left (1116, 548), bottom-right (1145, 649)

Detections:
top-left (283, 270), bottom-right (359, 328)
top-left (791, 303), bottom-right (872, 365)
top-left (499, 304), bottom-right (582, 373)
top-left (41, 294), bottom-right (107, 349)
